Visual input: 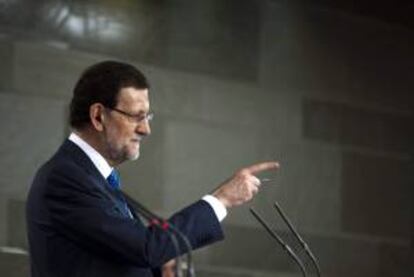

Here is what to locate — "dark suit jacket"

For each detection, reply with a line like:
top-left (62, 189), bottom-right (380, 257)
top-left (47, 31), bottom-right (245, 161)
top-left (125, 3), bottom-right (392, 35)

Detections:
top-left (26, 140), bottom-right (224, 277)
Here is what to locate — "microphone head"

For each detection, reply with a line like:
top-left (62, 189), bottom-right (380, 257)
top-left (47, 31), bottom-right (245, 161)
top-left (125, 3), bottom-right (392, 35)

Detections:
top-left (161, 220), bottom-right (170, 231)
top-left (149, 218), bottom-right (160, 226)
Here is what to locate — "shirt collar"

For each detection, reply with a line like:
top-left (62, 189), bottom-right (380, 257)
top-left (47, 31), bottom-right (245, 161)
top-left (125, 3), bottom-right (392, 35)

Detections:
top-left (68, 132), bottom-right (113, 179)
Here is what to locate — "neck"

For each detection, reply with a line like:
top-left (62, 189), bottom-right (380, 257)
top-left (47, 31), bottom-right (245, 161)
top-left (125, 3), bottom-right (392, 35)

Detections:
top-left (73, 128), bottom-right (118, 167)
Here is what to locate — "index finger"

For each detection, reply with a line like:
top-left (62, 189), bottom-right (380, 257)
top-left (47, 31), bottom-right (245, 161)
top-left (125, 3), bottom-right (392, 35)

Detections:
top-left (245, 161), bottom-right (280, 175)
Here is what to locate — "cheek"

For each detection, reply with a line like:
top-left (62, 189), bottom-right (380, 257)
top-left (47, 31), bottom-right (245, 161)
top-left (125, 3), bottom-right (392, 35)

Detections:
top-left (111, 123), bottom-right (132, 138)
top-left (119, 126), bottom-right (138, 147)
top-left (105, 120), bottom-right (137, 147)
top-left (106, 125), bottom-right (126, 146)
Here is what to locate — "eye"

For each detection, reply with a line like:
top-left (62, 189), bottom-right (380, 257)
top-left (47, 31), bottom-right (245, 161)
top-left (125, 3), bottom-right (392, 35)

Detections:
top-left (135, 114), bottom-right (146, 122)
top-left (132, 112), bottom-right (153, 123)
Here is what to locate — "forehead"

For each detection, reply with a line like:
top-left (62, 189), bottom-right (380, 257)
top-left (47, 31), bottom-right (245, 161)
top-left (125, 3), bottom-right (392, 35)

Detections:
top-left (117, 87), bottom-right (150, 111)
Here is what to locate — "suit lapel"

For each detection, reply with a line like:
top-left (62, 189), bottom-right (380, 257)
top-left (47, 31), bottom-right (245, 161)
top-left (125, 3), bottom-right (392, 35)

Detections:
top-left (57, 140), bottom-right (139, 220)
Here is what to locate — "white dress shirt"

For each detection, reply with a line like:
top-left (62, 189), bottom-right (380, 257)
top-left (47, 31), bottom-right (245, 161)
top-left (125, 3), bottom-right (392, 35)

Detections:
top-left (68, 132), bottom-right (227, 221)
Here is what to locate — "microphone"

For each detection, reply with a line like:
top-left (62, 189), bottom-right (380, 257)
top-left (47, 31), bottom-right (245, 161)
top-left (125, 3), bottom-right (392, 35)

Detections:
top-left (122, 192), bottom-right (195, 277)
top-left (273, 202), bottom-right (321, 277)
top-left (249, 208), bottom-right (307, 277)
top-left (121, 193), bottom-right (184, 277)
top-left (152, 221), bottom-right (184, 277)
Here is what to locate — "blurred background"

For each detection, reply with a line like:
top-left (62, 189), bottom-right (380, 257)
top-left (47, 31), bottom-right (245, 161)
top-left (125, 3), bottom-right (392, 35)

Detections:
top-left (0, 0), bottom-right (413, 276)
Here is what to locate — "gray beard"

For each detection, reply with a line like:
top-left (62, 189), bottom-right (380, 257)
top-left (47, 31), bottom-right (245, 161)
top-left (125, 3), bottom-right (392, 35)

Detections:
top-left (127, 150), bottom-right (140, 161)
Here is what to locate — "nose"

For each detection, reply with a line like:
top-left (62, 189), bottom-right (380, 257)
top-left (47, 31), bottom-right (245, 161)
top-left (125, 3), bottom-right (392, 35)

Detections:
top-left (136, 119), bottom-right (151, 136)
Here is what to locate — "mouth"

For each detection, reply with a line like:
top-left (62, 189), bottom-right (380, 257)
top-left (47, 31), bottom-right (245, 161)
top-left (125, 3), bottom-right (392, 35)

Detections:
top-left (131, 138), bottom-right (141, 144)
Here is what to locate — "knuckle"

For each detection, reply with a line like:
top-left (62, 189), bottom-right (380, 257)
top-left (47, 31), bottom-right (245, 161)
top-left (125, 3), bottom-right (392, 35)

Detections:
top-left (238, 169), bottom-right (249, 177)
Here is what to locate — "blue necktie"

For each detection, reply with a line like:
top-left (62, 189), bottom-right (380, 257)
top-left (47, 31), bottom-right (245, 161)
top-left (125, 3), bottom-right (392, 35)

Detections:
top-left (107, 170), bottom-right (121, 190)
top-left (106, 170), bottom-right (132, 218)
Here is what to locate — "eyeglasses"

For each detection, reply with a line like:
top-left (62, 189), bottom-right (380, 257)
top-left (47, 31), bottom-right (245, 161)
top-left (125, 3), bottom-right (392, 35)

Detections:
top-left (106, 107), bottom-right (154, 124)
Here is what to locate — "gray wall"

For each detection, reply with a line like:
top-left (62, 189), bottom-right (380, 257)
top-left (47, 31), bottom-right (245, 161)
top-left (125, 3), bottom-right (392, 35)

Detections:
top-left (0, 1), bottom-right (413, 276)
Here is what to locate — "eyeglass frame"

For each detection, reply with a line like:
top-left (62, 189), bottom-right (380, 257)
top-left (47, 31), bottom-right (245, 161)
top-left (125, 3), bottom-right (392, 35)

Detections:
top-left (105, 106), bottom-right (154, 124)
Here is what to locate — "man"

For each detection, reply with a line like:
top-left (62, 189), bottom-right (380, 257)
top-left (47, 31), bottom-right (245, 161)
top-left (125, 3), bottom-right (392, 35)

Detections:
top-left (26, 61), bottom-right (279, 277)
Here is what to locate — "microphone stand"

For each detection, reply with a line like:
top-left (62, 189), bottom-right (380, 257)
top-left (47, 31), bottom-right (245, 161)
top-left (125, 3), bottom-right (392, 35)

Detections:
top-left (122, 192), bottom-right (195, 277)
top-left (250, 208), bottom-right (307, 277)
top-left (273, 202), bottom-right (321, 277)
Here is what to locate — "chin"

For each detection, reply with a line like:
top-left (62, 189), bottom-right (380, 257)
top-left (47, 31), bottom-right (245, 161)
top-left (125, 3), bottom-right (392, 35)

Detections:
top-left (127, 151), bottom-right (140, 161)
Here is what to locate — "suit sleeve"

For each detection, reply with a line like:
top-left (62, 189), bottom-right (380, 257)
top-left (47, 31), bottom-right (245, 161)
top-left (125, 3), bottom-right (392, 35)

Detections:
top-left (44, 162), bottom-right (224, 268)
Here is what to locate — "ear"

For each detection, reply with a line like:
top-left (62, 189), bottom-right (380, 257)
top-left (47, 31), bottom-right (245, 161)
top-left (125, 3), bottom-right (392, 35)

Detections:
top-left (89, 103), bottom-right (106, 132)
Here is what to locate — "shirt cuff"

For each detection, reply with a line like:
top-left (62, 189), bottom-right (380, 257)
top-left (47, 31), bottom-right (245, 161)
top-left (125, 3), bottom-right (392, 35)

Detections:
top-left (202, 195), bottom-right (227, 222)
